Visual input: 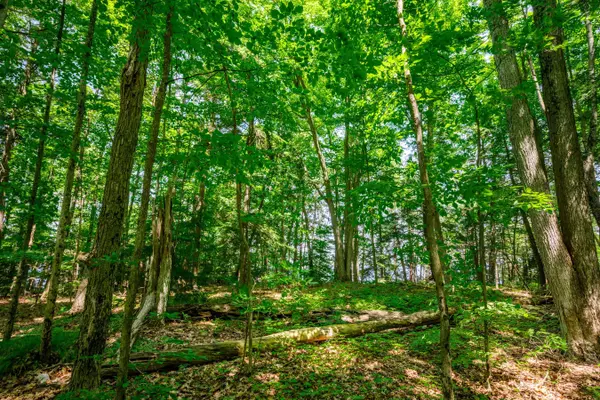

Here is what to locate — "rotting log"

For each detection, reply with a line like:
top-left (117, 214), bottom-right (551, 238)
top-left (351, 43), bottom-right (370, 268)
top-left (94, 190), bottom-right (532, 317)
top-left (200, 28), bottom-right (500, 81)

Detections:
top-left (101, 308), bottom-right (454, 377)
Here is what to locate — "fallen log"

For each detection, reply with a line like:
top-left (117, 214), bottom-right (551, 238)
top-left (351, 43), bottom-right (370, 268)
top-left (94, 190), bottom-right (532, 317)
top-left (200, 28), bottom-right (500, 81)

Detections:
top-left (102, 308), bottom-right (453, 377)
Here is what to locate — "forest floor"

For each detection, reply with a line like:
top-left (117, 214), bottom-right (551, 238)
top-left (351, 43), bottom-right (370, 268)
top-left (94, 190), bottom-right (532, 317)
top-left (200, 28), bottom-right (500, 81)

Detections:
top-left (0, 282), bottom-right (599, 399)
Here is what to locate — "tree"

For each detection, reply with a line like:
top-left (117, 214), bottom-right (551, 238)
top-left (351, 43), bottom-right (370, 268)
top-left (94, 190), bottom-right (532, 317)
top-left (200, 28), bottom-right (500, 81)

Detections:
top-left (296, 75), bottom-right (347, 282)
top-left (533, 0), bottom-right (600, 358)
top-left (116, 5), bottom-right (174, 398)
top-left (396, 1), bottom-right (454, 398)
top-left (69, 0), bottom-right (153, 389)
top-left (40, 0), bottom-right (100, 361)
top-left (3, 0), bottom-right (66, 341)
top-left (484, 0), bottom-right (600, 358)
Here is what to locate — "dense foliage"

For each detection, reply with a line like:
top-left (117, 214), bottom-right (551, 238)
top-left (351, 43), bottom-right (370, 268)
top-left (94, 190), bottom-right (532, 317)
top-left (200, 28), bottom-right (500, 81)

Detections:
top-left (1, 0), bottom-right (600, 397)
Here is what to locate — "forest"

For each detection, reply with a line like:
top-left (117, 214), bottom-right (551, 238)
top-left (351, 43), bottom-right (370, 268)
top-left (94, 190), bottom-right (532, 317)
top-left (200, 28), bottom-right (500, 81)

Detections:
top-left (1, 0), bottom-right (600, 398)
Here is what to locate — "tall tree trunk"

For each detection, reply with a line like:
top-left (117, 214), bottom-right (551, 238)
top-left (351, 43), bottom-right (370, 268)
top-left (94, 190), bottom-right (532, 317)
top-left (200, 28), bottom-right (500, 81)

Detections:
top-left (352, 234), bottom-right (359, 282)
top-left (489, 220), bottom-right (498, 288)
top-left (122, 165), bottom-right (142, 247)
top-left (478, 209), bottom-right (491, 386)
top-left (370, 219), bottom-right (378, 284)
top-left (533, 0), bottom-right (600, 357)
top-left (193, 123), bottom-right (213, 279)
top-left (39, 0), bottom-right (99, 361)
top-left (302, 203), bottom-right (314, 275)
top-left (69, 188), bottom-right (97, 315)
top-left (193, 180), bottom-right (207, 282)
top-left (69, 0), bottom-right (152, 390)
top-left (526, 54), bottom-right (546, 116)
top-left (3, 0), bottom-right (66, 341)
top-left (397, 2), bottom-right (454, 398)
top-left (296, 75), bottom-right (346, 281)
top-left (408, 224), bottom-right (416, 283)
top-left (115, 7), bottom-right (172, 399)
top-left (156, 187), bottom-right (174, 315)
top-left (343, 108), bottom-right (357, 281)
top-left (425, 105), bottom-right (449, 272)
top-left (223, 68), bottom-right (253, 288)
top-left (237, 181), bottom-right (252, 287)
top-left (0, 37), bottom-right (38, 244)
top-left (0, 123), bottom-right (16, 244)
top-left (580, 0), bottom-right (600, 227)
top-left (475, 105), bottom-right (491, 387)
top-left (485, 0), bottom-right (600, 358)
top-left (237, 116), bottom-right (254, 288)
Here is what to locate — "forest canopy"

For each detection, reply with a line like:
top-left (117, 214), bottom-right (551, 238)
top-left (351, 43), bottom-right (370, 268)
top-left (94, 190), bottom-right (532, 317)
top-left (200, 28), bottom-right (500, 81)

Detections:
top-left (1, 0), bottom-right (600, 398)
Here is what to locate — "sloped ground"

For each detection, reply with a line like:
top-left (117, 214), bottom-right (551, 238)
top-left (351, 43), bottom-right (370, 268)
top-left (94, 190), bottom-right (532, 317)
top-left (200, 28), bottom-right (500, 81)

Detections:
top-left (0, 283), bottom-right (599, 399)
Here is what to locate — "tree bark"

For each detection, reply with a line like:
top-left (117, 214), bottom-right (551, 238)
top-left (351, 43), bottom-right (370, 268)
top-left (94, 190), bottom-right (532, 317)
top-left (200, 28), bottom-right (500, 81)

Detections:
top-left (69, 0), bottom-right (153, 390)
top-left (397, 2), bottom-right (454, 398)
top-left (580, 0), bottom-right (600, 227)
top-left (485, 0), bottom-right (600, 358)
top-left (115, 8), bottom-right (173, 399)
top-left (533, 0), bottom-right (600, 358)
top-left (40, 0), bottom-right (99, 361)
top-left (3, 0), bottom-right (66, 341)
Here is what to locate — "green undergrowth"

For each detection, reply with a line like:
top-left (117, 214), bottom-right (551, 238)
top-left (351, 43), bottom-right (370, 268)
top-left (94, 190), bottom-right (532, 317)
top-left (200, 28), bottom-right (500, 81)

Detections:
top-left (125, 283), bottom-right (566, 399)
top-left (0, 327), bottom-right (78, 376)
top-left (2, 282), bottom-right (568, 399)
top-left (0, 306), bottom-right (125, 376)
